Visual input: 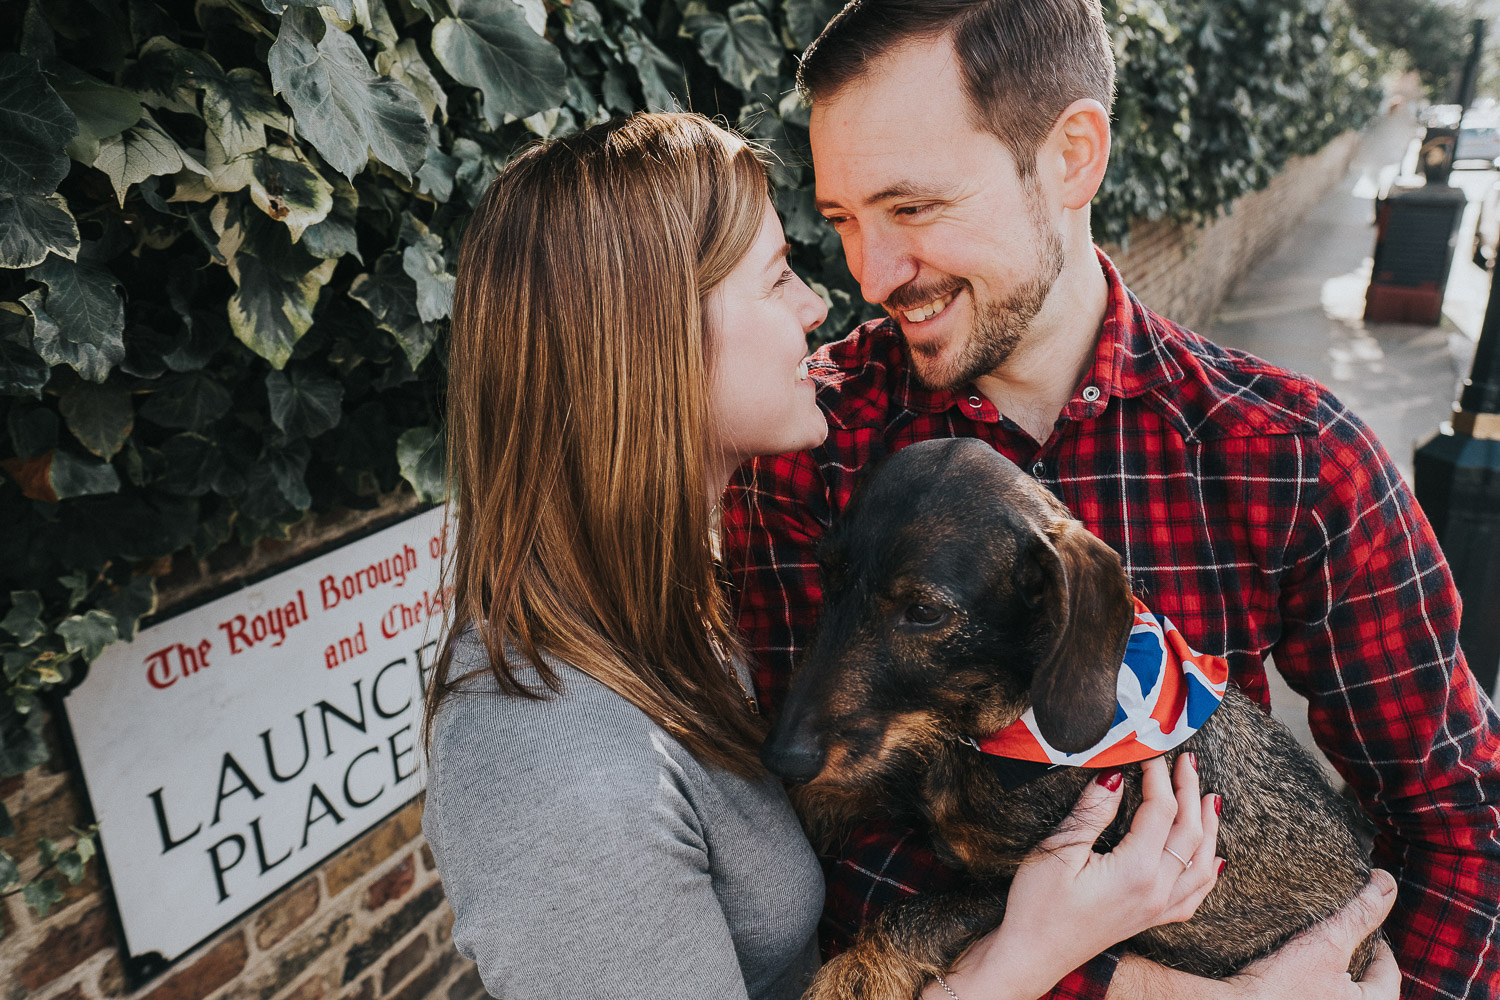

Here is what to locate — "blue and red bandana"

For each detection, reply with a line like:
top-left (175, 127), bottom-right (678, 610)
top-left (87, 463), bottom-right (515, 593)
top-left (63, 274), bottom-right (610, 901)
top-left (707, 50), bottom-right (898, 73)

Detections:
top-left (978, 598), bottom-right (1230, 771)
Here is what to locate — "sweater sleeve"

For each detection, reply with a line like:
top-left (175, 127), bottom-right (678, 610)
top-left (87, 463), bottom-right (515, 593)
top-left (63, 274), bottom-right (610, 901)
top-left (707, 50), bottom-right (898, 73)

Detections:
top-left (424, 686), bottom-right (754, 1000)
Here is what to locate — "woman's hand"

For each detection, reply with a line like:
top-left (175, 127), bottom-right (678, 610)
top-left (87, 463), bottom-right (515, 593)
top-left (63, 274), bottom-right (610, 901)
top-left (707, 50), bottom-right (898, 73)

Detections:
top-left (930, 754), bottom-right (1222, 1000)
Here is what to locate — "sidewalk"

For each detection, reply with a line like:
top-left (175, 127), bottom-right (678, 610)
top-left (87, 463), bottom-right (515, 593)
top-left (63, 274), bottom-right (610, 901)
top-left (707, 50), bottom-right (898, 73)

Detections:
top-left (1206, 110), bottom-right (1482, 485)
top-left (1201, 112), bottom-right (1495, 760)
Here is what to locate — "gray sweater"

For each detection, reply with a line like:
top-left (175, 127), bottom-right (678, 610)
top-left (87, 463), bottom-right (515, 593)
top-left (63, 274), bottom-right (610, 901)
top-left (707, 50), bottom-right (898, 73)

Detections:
top-left (422, 631), bottom-right (824, 1000)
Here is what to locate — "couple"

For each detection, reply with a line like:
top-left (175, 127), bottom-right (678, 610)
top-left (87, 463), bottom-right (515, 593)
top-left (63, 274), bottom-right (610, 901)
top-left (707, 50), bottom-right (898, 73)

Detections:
top-left (422, 2), bottom-right (1500, 999)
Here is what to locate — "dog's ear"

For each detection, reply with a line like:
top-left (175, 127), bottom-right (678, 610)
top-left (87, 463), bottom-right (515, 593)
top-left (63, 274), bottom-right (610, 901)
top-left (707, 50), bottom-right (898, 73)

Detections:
top-left (1017, 520), bottom-right (1134, 753)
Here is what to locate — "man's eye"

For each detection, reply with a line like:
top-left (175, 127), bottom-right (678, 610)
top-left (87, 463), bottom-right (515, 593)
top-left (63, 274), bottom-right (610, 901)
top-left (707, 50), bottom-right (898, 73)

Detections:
top-left (822, 215), bottom-right (851, 229)
top-left (895, 204), bottom-right (933, 218)
top-left (903, 604), bottom-right (948, 627)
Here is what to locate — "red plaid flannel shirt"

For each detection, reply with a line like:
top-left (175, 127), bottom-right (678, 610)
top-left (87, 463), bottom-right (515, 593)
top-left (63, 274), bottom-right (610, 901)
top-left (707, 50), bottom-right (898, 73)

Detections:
top-left (722, 252), bottom-right (1500, 999)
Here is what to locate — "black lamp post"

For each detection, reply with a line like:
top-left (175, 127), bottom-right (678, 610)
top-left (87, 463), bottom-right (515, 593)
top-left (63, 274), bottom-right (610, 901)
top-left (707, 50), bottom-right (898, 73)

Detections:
top-left (1412, 19), bottom-right (1500, 696)
top-left (1415, 287), bottom-right (1500, 695)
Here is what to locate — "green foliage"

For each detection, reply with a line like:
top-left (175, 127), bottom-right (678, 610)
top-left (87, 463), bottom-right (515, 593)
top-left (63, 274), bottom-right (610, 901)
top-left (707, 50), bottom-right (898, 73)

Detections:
top-left (1346, 0), bottom-right (1473, 99)
top-left (1096, 0), bottom-right (1384, 242)
top-left (0, 823), bottom-right (99, 937)
top-left (0, 0), bottom-right (1379, 922)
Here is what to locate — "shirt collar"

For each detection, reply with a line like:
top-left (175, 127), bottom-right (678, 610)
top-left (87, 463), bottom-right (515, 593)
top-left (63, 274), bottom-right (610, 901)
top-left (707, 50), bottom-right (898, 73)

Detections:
top-left (892, 248), bottom-right (1184, 419)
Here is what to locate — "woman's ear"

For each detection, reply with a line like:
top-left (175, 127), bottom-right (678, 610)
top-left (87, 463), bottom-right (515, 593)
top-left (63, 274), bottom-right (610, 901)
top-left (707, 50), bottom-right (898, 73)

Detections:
top-left (1020, 519), bottom-right (1134, 753)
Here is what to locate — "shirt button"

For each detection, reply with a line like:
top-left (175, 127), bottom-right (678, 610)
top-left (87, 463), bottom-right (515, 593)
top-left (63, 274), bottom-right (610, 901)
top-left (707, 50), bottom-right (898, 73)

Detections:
top-left (1082, 385), bottom-right (1101, 403)
top-left (1031, 461), bottom-right (1045, 478)
top-left (967, 395), bottom-right (983, 410)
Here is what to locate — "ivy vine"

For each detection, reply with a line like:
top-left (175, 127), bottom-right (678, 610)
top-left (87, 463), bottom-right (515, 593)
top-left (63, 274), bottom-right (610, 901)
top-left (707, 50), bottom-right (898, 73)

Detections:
top-left (0, 0), bottom-right (1380, 928)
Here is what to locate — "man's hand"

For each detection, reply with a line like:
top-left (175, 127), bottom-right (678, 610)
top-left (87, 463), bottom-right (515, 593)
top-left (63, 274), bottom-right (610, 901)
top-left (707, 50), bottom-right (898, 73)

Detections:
top-left (1104, 869), bottom-right (1400, 1000)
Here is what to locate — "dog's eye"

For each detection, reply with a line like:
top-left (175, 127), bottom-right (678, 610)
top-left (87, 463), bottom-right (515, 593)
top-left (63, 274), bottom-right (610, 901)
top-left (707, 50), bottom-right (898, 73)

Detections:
top-left (903, 604), bottom-right (948, 627)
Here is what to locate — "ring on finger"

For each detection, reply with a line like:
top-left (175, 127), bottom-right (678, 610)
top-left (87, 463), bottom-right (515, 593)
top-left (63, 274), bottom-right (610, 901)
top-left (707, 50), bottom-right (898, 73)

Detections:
top-left (1164, 846), bottom-right (1192, 869)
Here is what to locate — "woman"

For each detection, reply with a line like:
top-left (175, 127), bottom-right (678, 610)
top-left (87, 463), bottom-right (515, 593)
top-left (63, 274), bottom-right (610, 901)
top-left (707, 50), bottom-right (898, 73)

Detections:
top-left (421, 112), bottom-right (1221, 1000)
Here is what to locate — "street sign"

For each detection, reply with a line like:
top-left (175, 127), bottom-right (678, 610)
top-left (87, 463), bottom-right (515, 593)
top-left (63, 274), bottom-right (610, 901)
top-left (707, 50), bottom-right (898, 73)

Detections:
top-left (62, 507), bottom-right (454, 977)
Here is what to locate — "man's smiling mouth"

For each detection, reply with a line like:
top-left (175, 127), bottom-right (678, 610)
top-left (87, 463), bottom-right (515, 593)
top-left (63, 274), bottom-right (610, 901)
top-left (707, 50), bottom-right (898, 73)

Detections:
top-left (889, 289), bottom-right (959, 324)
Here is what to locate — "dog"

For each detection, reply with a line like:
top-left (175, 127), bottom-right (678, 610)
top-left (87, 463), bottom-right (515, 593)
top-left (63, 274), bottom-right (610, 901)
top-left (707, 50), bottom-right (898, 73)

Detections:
top-left (761, 437), bottom-right (1377, 999)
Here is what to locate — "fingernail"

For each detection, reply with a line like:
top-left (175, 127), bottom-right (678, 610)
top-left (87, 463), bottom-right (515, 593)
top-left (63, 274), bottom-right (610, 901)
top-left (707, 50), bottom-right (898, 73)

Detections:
top-left (1214, 794), bottom-right (1223, 816)
top-left (1187, 752), bottom-right (1197, 770)
top-left (1217, 858), bottom-right (1227, 876)
top-left (1096, 767), bottom-right (1124, 791)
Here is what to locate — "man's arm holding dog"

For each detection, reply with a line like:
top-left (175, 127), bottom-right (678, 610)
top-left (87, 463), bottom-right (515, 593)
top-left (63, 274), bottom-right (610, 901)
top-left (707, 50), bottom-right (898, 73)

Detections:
top-left (723, 444), bottom-right (1436, 1000)
top-left (1265, 399), bottom-right (1500, 999)
top-left (1110, 872), bottom-right (1402, 1000)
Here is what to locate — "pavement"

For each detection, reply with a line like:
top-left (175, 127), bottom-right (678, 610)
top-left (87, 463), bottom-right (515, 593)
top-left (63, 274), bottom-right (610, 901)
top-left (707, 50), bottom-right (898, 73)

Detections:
top-left (1200, 109), bottom-right (1495, 769)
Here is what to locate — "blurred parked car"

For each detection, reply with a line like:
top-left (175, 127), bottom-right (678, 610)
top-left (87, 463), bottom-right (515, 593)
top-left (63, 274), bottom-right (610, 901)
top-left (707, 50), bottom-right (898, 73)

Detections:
top-left (1456, 108), bottom-right (1500, 165)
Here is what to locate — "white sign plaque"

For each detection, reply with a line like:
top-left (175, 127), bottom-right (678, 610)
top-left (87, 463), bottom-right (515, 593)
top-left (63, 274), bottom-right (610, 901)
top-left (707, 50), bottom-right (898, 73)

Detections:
top-left (63, 507), bottom-right (454, 972)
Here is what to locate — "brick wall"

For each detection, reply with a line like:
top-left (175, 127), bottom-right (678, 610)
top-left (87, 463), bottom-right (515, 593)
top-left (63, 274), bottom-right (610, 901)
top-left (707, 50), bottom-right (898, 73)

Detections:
top-left (1, 764), bottom-right (479, 1000)
top-left (0, 129), bottom-right (1362, 1000)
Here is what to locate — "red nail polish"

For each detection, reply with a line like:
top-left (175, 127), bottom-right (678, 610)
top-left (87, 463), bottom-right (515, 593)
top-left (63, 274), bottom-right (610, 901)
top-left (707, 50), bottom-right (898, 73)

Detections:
top-left (1214, 794), bottom-right (1223, 816)
top-left (1187, 752), bottom-right (1197, 770)
top-left (1217, 859), bottom-right (1227, 876)
top-left (1096, 768), bottom-right (1124, 791)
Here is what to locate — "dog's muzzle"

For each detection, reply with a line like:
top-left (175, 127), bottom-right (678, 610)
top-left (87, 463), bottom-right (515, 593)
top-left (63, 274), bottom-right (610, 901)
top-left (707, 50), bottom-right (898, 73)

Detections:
top-left (761, 724), bottom-right (826, 784)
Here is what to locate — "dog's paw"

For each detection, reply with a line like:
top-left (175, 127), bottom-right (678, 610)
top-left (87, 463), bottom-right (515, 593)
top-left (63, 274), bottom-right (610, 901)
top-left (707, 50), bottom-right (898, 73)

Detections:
top-left (806, 948), bottom-right (931, 1000)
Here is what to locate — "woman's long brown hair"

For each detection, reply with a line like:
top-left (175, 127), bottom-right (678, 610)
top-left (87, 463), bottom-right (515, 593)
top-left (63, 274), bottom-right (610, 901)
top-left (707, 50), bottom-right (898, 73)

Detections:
top-left (424, 113), bottom-right (770, 776)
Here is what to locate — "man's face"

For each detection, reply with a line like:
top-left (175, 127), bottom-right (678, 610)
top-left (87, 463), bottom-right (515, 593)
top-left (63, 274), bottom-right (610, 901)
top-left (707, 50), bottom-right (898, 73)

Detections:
top-left (810, 36), bottom-right (1065, 391)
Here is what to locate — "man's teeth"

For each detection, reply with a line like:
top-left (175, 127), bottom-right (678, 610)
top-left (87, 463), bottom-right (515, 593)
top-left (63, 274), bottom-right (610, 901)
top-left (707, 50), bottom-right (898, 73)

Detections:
top-left (902, 292), bottom-right (955, 323)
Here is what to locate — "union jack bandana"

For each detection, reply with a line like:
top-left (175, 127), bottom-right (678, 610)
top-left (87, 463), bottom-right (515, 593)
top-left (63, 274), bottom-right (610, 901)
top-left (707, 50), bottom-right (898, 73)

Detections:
top-left (976, 598), bottom-right (1230, 776)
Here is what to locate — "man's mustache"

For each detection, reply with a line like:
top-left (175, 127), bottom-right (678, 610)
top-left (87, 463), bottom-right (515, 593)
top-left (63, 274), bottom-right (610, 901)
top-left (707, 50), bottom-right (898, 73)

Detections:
top-left (882, 278), bottom-right (967, 317)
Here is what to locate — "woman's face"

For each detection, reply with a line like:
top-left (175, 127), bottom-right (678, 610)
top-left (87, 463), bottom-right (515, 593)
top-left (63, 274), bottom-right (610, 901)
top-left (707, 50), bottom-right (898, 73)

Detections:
top-left (705, 200), bottom-right (829, 483)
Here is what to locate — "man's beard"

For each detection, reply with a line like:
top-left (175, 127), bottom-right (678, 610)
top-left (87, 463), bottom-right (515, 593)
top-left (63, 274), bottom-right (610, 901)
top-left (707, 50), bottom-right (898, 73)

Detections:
top-left (898, 192), bottom-right (1066, 392)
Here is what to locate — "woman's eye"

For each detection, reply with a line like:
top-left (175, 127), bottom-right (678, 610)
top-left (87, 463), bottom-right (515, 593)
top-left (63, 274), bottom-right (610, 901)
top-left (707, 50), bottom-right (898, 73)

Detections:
top-left (903, 604), bottom-right (948, 627)
top-left (773, 268), bottom-right (795, 289)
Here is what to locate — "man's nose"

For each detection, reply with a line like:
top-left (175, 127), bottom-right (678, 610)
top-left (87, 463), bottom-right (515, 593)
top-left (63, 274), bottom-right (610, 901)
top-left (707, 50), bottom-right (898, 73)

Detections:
top-left (848, 229), bottom-right (919, 307)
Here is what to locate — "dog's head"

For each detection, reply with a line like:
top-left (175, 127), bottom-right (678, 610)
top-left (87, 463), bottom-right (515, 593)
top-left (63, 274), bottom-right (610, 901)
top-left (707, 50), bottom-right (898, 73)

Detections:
top-left (761, 437), bottom-right (1135, 789)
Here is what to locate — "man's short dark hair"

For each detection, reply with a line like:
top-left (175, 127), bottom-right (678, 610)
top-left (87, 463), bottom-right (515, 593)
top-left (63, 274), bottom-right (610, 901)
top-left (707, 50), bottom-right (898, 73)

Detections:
top-left (797, 0), bottom-right (1116, 175)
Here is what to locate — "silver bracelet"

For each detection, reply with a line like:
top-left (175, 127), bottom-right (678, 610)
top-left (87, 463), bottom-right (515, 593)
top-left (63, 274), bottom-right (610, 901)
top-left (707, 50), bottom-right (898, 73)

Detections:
top-left (933, 972), bottom-right (963, 1000)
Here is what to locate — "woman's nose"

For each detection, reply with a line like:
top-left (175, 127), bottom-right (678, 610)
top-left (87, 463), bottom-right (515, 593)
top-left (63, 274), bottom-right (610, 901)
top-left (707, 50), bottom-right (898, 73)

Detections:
top-left (799, 278), bottom-right (829, 334)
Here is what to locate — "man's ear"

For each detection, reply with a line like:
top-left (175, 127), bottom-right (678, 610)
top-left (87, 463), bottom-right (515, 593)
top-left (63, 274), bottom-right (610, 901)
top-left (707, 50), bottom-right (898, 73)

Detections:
top-left (1017, 519), bottom-right (1133, 753)
top-left (1044, 98), bottom-right (1111, 211)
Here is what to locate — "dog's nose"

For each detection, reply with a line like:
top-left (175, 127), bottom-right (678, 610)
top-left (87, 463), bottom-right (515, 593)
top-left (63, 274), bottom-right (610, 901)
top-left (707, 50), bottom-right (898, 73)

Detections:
top-left (761, 737), bottom-right (826, 784)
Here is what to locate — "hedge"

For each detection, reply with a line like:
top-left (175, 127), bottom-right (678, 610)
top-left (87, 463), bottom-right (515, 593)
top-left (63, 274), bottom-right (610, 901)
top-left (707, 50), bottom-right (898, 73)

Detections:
top-left (0, 0), bottom-right (1380, 920)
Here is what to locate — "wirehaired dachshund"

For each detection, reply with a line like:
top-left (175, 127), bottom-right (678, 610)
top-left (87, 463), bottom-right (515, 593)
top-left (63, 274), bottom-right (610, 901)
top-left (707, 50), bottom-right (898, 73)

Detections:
top-left (762, 437), bottom-right (1377, 999)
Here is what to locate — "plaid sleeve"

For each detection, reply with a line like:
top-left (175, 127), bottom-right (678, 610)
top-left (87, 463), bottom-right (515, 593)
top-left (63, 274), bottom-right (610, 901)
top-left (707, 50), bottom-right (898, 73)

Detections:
top-left (1274, 396), bottom-right (1500, 998)
top-left (722, 451), bottom-right (1121, 999)
top-left (722, 449), bottom-right (831, 718)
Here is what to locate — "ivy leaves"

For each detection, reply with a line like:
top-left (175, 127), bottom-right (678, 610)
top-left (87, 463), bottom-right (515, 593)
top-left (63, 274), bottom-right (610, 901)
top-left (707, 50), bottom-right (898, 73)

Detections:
top-left (200, 68), bottom-right (287, 161)
top-left (23, 257), bottom-right (126, 384)
top-left (0, 195), bottom-right (80, 269)
top-left (680, 2), bottom-right (782, 92)
top-left (268, 8), bottom-right (427, 180)
top-left (0, 54), bottom-right (78, 195)
top-left (430, 0), bottom-right (568, 125)
top-left (266, 367), bottom-right (343, 438)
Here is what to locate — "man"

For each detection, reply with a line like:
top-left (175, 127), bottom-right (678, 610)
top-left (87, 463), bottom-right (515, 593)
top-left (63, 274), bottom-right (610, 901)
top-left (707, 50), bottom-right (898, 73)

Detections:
top-left (721, 2), bottom-right (1500, 998)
